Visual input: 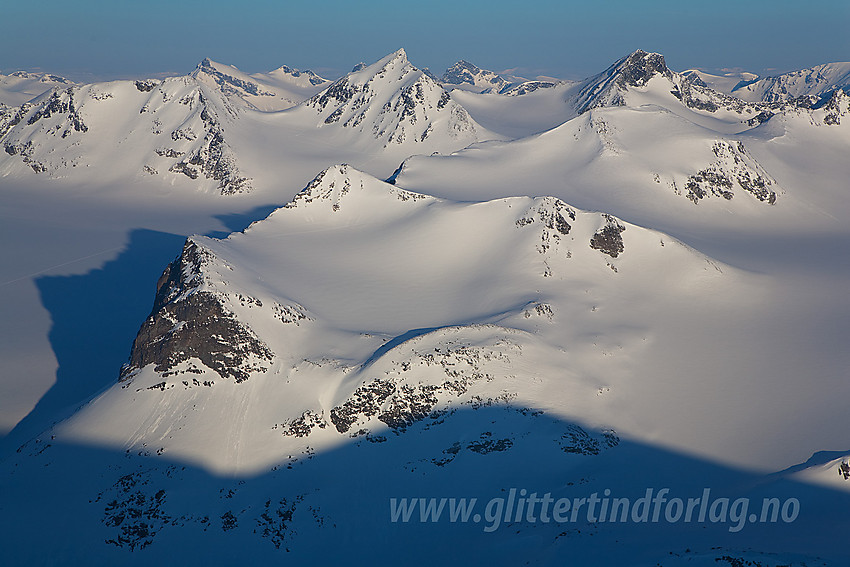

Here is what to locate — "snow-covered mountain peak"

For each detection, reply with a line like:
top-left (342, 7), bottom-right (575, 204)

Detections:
top-left (441, 59), bottom-right (513, 93)
top-left (192, 58), bottom-right (276, 102)
top-left (572, 50), bottom-right (773, 128)
top-left (191, 57), bottom-right (330, 112)
top-left (731, 62), bottom-right (850, 104)
top-left (612, 49), bottom-right (673, 87)
top-left (302, 49), bottom-right (491, 147)
top-left (267, 64), bottom-right (327, 86)
top-left (0, 76), bottom-right (252, 193)
top-left (575, 49), bottom-right (673, 112)
top-left (0, 70), bottom-right (74, 106)
top-left (442, 60), bottom-right (479, 83)
top-left (440, 60), bottom-right (552, 95)
top-left (681, 69), bottom-right (760, 95)
top-left (280, 164), bottom-right (432, 217)
top-left (369, 48), bottom-right (410, 73)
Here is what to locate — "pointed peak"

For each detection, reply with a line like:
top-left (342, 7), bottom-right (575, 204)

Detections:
top-left (442, 60), bottom-right (483, 84)
top-left (285, 164), bottom-right (431, 212)
top-left (613, 50), bottom-right (671, 86)
top-left (421, 67), bottom-right (439, 82)
top-left (381, 48), bottom-right (410, 67)
top-left (194, 58), bottom-right (224, 77)
top-left (347, 49), bottom-right (415, 79)
top-left (452, 60), bottom-right (479, 71)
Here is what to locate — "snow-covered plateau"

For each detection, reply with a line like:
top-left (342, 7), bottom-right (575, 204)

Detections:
top-left (1, 49), bottom-right (849, 566)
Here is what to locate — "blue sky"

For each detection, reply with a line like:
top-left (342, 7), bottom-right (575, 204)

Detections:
top-left (3, 0), bottom-right (848, 81)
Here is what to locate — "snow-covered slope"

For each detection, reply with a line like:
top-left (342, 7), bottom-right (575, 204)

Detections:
top-left (393, 104), bottom-right (781, 229)
top-left (0, 70), bottom-right (74, 106)
top-left (295, 49), bottom-right (494, 149)
top-left (2, 48), bottom-right (850, 567)
top-left (571, 50), bottom-right (772, 130)
top-left (0, 76), bottom-right (251, 193)
top-left (440, 60), bottom-right (559, 95)
top-left (0, 50), bottom-right (497, 196)
top-left (732, 62), bottom-right (850, 104)
top-left (5, 164), bottom-right (849, 566)
top-left (681, 69), bottom-right (760, 96)
top-left (56, 164), bottom-right (734, 474)
top-left (192, 58), bottom-right (329, 111)
top-left (442, 59), bottom-right (515, 93)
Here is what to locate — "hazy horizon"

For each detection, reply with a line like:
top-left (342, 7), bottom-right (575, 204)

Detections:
top-left (3, 0), bottom-right (848, 83)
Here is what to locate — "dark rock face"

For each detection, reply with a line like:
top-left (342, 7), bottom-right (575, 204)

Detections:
top-left (442, 60), bottom-right (482, 85)
top-left (197, 58), bottom-right (273, 98)
top-left (682, 142), bottom-right (776, 204)
top-left (2, 139), bottom-right (47, 172)
top-left (0, 101), bottom-right (33, 139)
top-left (746, 110), bottom-right (773, 126)
top-left (278, 64), bottom-right (326, 85)
top-left (97, 471), bottom-right (170, 551)
top-left (25, 88), bottom-right (88, 136)
top-left (616, 50), bottom-right (672, 88)
top-left (515, 197), bottom-right (575, 236)
top-left (135, 80), bottom-right (160, 93)
top-left (682, 72), bottom-right (709, 88)
top-left (685, 169), bottom-right (734, 202)
top-left (559, 425), bottom-right (619, 455)
top-left (575, 50), bottom-right (671, 113)
top-left (590, 216), bottom-right (626, 258)
top-left (329, 379), bottom-right (396, 433)
top-left (167, 93), bottom-right (251, 195)
top-left (329, 340), bottom-right (507, 435)
top-left (305, 54), bottom-right (474, 146)
top-left (441, 60), bottom-right (517, 93)
top-left (504, 81), bottom-right (556, 96)
top-left (467, 432), bottom-right (513, 454)
top-left (311, 78), bottom-right (357, 111)
top-left (121, 241), bottom-right (273, 383)
top-left (823, 89), bottom-right (849, 125)
top-left (575, 50), bottom-right (773, 121)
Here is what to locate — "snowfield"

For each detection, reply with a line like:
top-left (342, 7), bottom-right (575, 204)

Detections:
top-left (1, 49), bottom-right (849, 566)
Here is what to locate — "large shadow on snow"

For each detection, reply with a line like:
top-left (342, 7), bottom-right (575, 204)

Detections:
top-left (0, 229), bottom-right (187, 451)
top-left (1, 205), bottom-right (283, 452)
top-left (208, 204), bottom-right (281, 239)
top-left (2, 403), bottom-right (850, 566)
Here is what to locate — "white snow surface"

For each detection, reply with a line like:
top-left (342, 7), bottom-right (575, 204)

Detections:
top-left (731, 62), bottom-right (850, 103)
top-left (1, 48), bottom-right (849, 566)
top-left (0, 70), bottom-right (74, 106)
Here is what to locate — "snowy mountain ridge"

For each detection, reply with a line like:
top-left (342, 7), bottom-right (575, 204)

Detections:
top-left (192, 58), bottom-right (329, 111)
top-left (731, 61), bottom-right (850, 104)
top-left (0, 76), bottom-right (251, 193)
top-left (572, 50), bottom-right (774, 127)
top-left (301, 49), bottom-right (489, 147)
top-left (441, 59), bottom-right (561, 96)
